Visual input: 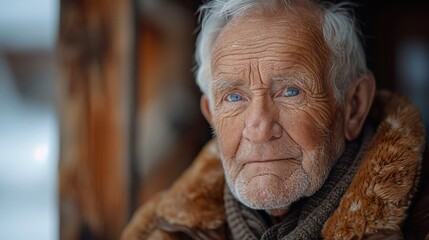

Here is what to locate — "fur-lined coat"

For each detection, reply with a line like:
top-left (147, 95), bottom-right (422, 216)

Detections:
top-left (122, 91), bottom-right (429, 240)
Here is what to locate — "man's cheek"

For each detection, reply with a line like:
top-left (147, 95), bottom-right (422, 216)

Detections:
top-left (285, 113), bottom-right (328, 150)
top-left (213, 115), bottom-right (243, 156)
top-left (214, 111), bottom-right (243, 133)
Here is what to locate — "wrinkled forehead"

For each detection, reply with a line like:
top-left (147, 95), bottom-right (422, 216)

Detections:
top-left (211, 4), bottom-right (330, 65)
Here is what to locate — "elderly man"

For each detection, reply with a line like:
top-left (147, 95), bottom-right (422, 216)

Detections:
top-left (122, 0), bottom-right (428, 239)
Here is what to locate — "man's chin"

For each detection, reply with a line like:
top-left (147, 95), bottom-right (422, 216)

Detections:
top-left (230, 174), bottom-right (309, 210)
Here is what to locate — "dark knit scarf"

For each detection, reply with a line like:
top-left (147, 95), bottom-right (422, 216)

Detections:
top-left (224, 126), bottom-right (374, 240)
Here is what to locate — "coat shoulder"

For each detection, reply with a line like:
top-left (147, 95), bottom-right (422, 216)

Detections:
top-left (323, 91), bottom-right (427, 239)
top-left (121, 139), bottom-right (226, 240)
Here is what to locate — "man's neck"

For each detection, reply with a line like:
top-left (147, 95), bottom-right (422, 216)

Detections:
top-left (266, 208), bottom-right (289, 217)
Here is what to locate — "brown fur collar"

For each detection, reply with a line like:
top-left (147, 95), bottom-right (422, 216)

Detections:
top-left (155, 139), bottom-right (225, 230)
top-left (323, 91), bottom-right (426, 239)
top-left (139, 91), bottom-right (426, 239)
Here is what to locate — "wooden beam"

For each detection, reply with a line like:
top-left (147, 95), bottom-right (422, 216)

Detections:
top-left (57, 0), bottom-right (133, 239)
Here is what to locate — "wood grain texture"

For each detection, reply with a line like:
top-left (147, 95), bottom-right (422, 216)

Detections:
top-left (57, 0), bottom-right (132, 239)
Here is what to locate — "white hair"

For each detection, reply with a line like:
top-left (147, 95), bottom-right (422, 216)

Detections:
top-left (194, 0), bottom-right (369, 103)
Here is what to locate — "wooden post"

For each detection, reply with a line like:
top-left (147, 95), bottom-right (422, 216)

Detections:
top-left (57, 0), bottom-right (133, 239)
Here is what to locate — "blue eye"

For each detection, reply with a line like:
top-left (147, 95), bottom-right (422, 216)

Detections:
top-left (284, 87), bottom-right (300, 97)
top-left (225, 93), bottom-right (243, 102)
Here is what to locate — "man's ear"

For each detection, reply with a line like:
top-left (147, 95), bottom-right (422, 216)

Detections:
top-left (343, 73), bottom-right (376, 141)
top-left (200, 95), bottom-right (213, 124)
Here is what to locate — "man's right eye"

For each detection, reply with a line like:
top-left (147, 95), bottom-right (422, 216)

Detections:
top-left (225, 93), bottom-right (243, 102)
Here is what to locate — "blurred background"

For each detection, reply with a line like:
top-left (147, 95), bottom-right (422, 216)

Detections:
top-left (0, 0), bottom-right (428, 239)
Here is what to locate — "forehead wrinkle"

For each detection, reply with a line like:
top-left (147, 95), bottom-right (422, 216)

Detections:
top-left (212, 14), bottom-right (326, 61)
top-left (212, 36), bottom-right (328, 73)
top-left (214, 34), bottom-right (316, 58)
top-left (249, 60), bottom-right (266, 87)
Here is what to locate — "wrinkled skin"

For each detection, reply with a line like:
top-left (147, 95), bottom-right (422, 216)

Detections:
top-left (205, 5), bottom-right (347, 215)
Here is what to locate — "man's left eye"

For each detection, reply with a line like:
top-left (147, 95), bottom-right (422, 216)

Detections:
top-left (283, 87), bottom-right (300, 97)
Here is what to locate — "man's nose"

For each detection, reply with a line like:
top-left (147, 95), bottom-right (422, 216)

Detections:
top-left (242, 98), bottom-right (282, 143)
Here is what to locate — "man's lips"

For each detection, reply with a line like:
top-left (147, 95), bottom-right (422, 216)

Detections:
top-left (243, 158), bottom-right (300, 165)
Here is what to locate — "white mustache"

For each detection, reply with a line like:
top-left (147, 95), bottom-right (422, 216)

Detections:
top-left (234, 142), bottom-right (302, 163)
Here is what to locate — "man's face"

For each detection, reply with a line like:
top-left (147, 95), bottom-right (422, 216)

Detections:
top-left (209, 7), bottom-right (347, 211)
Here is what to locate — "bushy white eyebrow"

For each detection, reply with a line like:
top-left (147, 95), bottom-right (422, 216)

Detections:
top-left (271, 75), bottom-right (311, 89)
top-left (210, 78), bottom-right (243, 96)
